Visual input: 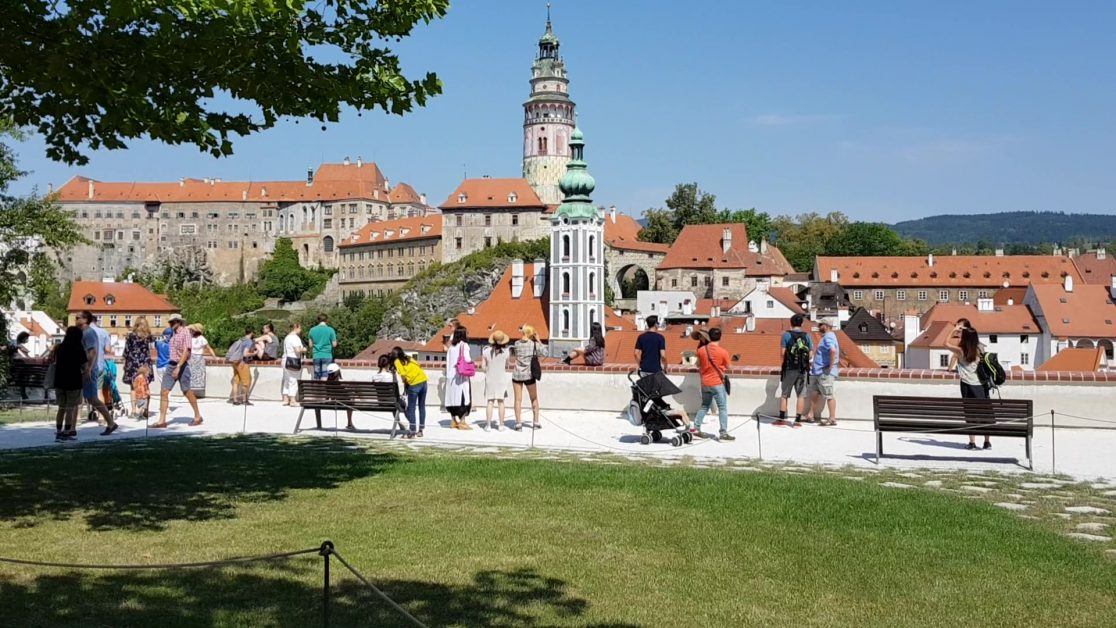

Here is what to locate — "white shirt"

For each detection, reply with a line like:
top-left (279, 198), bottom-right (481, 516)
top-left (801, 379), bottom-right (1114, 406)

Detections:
top-left (283, 333), bottom-right (304, 360)
top-left (191, 336), bottom-right (209, 353)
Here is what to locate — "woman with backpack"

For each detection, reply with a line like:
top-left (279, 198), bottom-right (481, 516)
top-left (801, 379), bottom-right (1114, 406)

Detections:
top-left (445, 326), bottom-right (474, 430)
top-left (946, 322), bottom-right (992, 450)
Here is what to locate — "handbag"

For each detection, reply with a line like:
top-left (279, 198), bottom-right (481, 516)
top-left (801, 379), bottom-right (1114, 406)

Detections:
top-left (706, 346), bottom-right (731, 395)
top-left (456, 346), bottom-right (476, 378)
top-left (44, 362), bottom-right (56, 389)
top-left (284, 357), bottom-right (302, 371)
top-left (530, 342), bottom-right (542, 381)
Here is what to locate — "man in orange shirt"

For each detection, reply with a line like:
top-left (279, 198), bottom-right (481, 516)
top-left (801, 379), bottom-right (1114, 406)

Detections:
top-left (691, 327), bottom-right (735, 441)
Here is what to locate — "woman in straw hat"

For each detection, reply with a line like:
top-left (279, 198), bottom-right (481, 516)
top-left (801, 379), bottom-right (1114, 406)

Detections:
top-left (480, 330), bottom-right (511, 431)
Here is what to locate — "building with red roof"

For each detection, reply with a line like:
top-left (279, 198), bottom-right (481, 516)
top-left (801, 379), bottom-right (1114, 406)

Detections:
top-left (905, 299), bottom-right (1042, 371)
top-left (438, 178), bottom-right (551, 263)
top-left (337, 216), bottom-right (443, 298)
top-left (655, 224), bottom-right (794, 302)
top-left (602, 209), bottom-right (669, 308)
top-left (67, 280), bottom-right (180, 341)
top-left (1024, 277), bottom-right (1116, 365)
top-left (1072, 249), bottom-right (1116, 286)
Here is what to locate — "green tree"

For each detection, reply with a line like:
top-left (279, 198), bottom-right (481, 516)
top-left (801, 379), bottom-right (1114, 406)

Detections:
top-left (638, 183), bottom-right (720, 244)
top-left (719, 208), bottom-right (773, 243)
top-left (28, 252), bottom-right (71, 321)
top-left (1, 0), bottom-right (449, 164)
top-left (256, 238), bottom-right (328, 302)
top-left (770, 212), bottom-right (849, 271)
top-left (825, 222), bottom-right (923, 257)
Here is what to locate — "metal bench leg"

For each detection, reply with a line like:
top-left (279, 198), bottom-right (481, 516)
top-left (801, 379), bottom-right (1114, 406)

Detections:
top-left (876, 430), bottom-right (883, 465)
top-left (1026, 433), bottom-right (1033, 471)
top-left (390, 409), bottom-right (398, 439)
top-left (293, 407), bottom-right (306, 435)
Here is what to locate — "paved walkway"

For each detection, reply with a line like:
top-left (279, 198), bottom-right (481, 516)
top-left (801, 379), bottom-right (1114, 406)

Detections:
top-left (2, 398), bottom-right (1114, 481)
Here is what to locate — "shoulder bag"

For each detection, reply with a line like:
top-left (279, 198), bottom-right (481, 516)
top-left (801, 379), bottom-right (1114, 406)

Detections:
top-left (706, 346), bottom-right (731, 395)
top-left (529, 342), bottom-right (543, 381)
top-left (284, 356), bottom-right (302, 372)
top-left (456, 345), bottom-right (476, 378)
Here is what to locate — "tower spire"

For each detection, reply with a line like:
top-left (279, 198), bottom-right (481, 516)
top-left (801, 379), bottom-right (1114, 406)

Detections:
top-left (546, 2), bottom-right (552, 33)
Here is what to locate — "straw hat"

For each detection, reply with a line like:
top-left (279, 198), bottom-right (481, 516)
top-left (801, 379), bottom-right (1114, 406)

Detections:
top-left (489, 330), bottom-right (509, 345)
top-left (186, 323), bottom-right (205, 334)
top-left (690, 329), bottom-right (711, 343)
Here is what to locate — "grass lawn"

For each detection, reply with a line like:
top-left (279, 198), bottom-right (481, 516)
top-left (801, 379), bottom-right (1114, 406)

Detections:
top-left (0, 436), bottom-right (1113, 627)
top-left (0, 404), bottom-right (58, 425)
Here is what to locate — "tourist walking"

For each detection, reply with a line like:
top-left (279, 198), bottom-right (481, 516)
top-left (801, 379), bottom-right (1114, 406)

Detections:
top-left (281, 322), bottom-right (306, 406)
top-left (445, 326), bottom-right (474, 430)
top-left (481, 330), bottom-right (511, 431)
top-left (308, 313), bottom-right (338, 381)
top-left (392, 347), bottom-right (428, 438)
top-left (691, 328), bottom-right (734, 441)
top-left (775, 314), bottom-right (813, 428)
top-left (946, 322), bottom-right (992, 450)
top-left (123, 316), bottom-right (155, 417)
top-left (634, 315), bottom-right (666, 376)
top-left (511, 325), bottom-right (546, 431)
top-left (153, 314), bottom-right (204, 428)
top-left (186, 324), bottom-right (215, 398)
top-left (803, 317), bottom-right (840, 426)
top-left (75, 311), bottom-right (116, 435)
top-left (155, 327), bottom-right (172, 383)
top-left (51, 326), bottom-right (86, 441)
top-left (226, 328), bottom-right (258, 405)
top-left (561, 321), bottom-right (606, 366)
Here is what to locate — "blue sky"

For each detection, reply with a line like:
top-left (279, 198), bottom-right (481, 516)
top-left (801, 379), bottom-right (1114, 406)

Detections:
top-left (9, 0), bottom-right (1116, 221)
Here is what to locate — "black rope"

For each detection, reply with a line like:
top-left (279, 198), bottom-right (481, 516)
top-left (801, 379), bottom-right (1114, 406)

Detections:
top-left (0, 547), bottom-right (321, 571)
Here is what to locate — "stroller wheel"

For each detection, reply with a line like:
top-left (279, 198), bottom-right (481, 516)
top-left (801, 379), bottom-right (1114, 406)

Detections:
top-left (682, 432), bottom-right (693, 444)
top-left (651, 430), bottom-right (662, 443)
top-left (671, 436), bottom-right (682, 447)
top-left (639, 434), bottom-right (651, 446)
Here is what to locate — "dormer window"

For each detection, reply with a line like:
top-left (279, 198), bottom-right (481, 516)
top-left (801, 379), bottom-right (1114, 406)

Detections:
top-left (508, 193), bottom-right (518, 203)
top-left (83, 294), bottom-right (96, 306)
top-left (104, 295), bottom-right (116, 306)
top-left (457, 193), bottom-right (466, 203)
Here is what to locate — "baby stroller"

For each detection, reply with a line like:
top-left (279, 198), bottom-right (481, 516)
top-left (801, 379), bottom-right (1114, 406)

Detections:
top-left (89, 361), bottom-right (128, 422)
top-left (627, 371), bottom-right (694, 447)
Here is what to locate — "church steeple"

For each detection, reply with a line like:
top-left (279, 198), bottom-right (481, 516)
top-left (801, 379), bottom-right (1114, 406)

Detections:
top-left (523, 4), bottom-right (575, 206)
top-left (554, 127), bottom-right (597, 220)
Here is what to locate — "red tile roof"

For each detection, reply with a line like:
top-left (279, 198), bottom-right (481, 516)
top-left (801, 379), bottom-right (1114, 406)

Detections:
top-left (1073, 251), bottom-right (1116, 285)
top-left (354, 339), bottom-right (426, 362)
top-left (815, 255), bottom-right (1083, 288)
top-left (67, 281), bottom-right (179, 313)
top-left (658, 224), bottom-right (795, 275)
top-left (909, 320), bottom-right (953, 349)
top-left (1028, 284), bottom-right (1116, 338)
top-left (603, 212), bottom-right (669, 254)
top-left (919, 303), bottom-right (1040, 334)
top-left (439, 178), bottom-right (546, 210)
top-left (387, 182), bottom-right (423, 204)
top-left (339, 215), bottom-right (441, 248)
top-left (1037, 347), bottom-right (1105, 372)
top-left (993, 287), bottom-right (1028, 306)
top-left (767, 287), bottom-right (806, 315)
top-left (18, 318), bottom-right (50, 337)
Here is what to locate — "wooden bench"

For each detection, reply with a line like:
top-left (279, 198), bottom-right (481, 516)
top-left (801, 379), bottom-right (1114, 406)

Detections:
top-left (292, 380), bottom-right (405, 438)
top-left (873, 395), bottom-right (1034, 469)
top-left (8, 360), bottom-right (50, 400)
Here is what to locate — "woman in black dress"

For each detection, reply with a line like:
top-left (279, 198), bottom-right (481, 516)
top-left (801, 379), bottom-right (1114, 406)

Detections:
top-left (52, 326), bottom-right (87, 442)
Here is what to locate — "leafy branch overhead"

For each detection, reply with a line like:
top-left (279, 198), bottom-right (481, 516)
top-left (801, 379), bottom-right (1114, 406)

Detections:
top-left (0, 0), bottom-right (451, 164)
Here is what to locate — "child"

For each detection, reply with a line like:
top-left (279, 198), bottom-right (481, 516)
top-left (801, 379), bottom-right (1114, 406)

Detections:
top-left (371, 355), bottom-right (408, 434)
top-left (318, 363), bottom-right (356, 431)
top-left (132, 365), bottom-right (151, 420)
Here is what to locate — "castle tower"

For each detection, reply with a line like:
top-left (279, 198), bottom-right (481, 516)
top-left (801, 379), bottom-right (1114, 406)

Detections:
top-left (522, 4), bottom-right (576, 206)
top-left (549, 127), bottom-right (605, 357)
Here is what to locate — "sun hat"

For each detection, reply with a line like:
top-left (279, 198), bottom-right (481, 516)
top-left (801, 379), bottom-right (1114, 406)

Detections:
top-left (168, 313), bottom-right (184, 323)
top-left (186, 323), bottom-right (205, 334)
top-left (821, 317), bottom-right (839, 328)
top-left (690, 329), bottom-right (711, 343)
top-left (326, 363), bottom-right (342, 373)
top-left (489, 330), bottom-right (509, 345)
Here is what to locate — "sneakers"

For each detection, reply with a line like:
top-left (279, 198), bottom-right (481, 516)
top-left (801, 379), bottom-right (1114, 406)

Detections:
top-left (718, 431), bottom-right (736, 442)
top-left (560, 356), bottom-right (573, 365)
top-left (692, 430), bottom-right (711, 439)
top-left (99, 424), bottom-right (118, 437)
top-left (483, 423), bottom-right (491, 432)
top-left (982, 441), bottom-right (992, 450)
top-left (966, 442), bottom-right (978, 450)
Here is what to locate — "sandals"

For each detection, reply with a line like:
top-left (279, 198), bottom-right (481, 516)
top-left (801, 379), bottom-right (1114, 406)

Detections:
top-left (150, 422), bottom-right (168, 429)
top-left (189, 418), bottom-right (204, 427)
top-left (819, 419), bottom-right (838, 427)
top-left (514, 423), bottom-right (523, 432)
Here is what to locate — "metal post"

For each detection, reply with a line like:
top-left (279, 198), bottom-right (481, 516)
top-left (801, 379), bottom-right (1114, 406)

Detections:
top-left (320, 541), bottom-right (334, 628)
top-left (754, 413), bottom-right (762, 461)
top-left (1050, 409), bottom-right (1056, 475)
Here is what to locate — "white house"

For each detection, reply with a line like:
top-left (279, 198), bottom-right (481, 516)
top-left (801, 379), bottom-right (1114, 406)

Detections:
top-left (636, 290), bottom-right (699, 322)
top-left (904, 299), bottom-right (1041, 371)
top-left (728, 286), bottom-right (805, 319)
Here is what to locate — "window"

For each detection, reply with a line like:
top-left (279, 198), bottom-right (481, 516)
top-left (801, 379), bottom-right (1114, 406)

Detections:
top-left (131, 212), bottom-right (140, 219)
top-left (562, 272), bottom-right (570, 295)
top-left (484, 214), bottom-right (492, 227)
top-left (1020, 335), bottom-right (1029, 344)
top-left (83, 295), bottom-right (96, 305)
top-left (484, 236), bottom-right (492, 248)
top-left (938, 290), bottom-right (949, 302)
top-left (958, 290), bottom-right (969, 302)
top-left (323, 219), bottom-right (332, 229)
top-left (511, 214), bottom-right (519, 226)
top-left (917, 290), bottom-right (928, 301)
top-left (852, 290), bottom-right (863, 301)
top-left (109, 316), bottom-right (118, 327)
top-left (457, 193), bottom-right (466, 204)
top-left (455, 237), bottom-right (463, 250)
top-left (124, 316), bottom-right (132, 328)
top-left (324, 206), bottom-right (333, 216)
top-left (154, 316), bottom-right (162, 327)
top-left (562, 235), bottom-right (570, 259)
top-left (988, 334), bottom-right (998, 344)
top-left (323, 236), bottom-right (335, 253)
top-left (191, 212), bottom-right (199, 219)
top-left (671, 278), bottom-right (678, 288)
top-left (978, 290), bottom-right (990, 299)
top-left (766, 300), bottom-right (775, 309)
top-left (349, 203), bottom-right (357, 214)
top-left (179, 224), bottom-right (197, 236)
top-left (874, 290), bottom-right (885, 301)
top-left (722, 277), bottom-right (729, 287)
top-left (896, 290), bottom-right (906, 301)
top-left (1020, 352), bottom-right (1030, 366)
top-left (704, 276), bottom-right (712, 287)
top-left (132, 231), bottom-right (140, 241)
top-left (455, 214), bottom-right (463, 227)
top-left (104, 295), bottom-right (116, 306)
top-left (939, 354), bottom-right (950, 368)
top-left (177, 212), bottom-right (185, 219)
top-left (691, 276), bottom-right (698, 287)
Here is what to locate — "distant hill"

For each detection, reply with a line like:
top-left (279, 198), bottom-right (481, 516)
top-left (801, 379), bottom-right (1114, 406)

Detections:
top-left (891, 211), bottom-right (1116, 245)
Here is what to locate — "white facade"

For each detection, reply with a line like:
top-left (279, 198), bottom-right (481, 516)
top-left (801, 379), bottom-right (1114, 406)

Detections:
top-left (5, 310), bottom-right (64, 357)
top-left (549, 216), bottom-right (604, 356)
top-left (730, 286), bottom-right (798, 319)
top-left (636, 291), bottom-right (699, 321)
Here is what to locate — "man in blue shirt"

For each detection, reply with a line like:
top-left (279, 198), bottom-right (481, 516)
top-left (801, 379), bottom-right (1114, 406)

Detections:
top-left (634, 315), bottom-right (667, 376)
top-left (76, 310), bottom-right (117, 435)
top-left (803, 317), bottom-right (840, 426)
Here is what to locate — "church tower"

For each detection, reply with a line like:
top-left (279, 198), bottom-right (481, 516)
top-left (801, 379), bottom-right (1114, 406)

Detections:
top-left (549, 127), bottom-right (605, 357)
top-left (523, 5), bottom-right (576, 206)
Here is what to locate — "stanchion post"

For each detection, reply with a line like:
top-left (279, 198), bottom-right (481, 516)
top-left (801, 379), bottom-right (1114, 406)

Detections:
top-left (754, 413), bottom-right (762, 461)
top-left (320, 541), bottom-right (334, 628)
top-left (1050, 409), bottom-right (1056, 475)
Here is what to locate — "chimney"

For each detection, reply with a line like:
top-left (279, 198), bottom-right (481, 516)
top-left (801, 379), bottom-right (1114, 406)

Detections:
top-left (722, 227), bottom-right (732, 254)
top-left (829, 269), bottom-right (838, 283)
top-left (1064, 274), bottom-right (1074, 293)
top-left (609, 206), bottom-right (618, 223)
top-left (1110, 274), bottom-right (1116, 299)
top-left (384, 178), bottom-right (390, 192)
top-left (1007, 298), bottom-right (1014, 306)
top-left (343, 156), bottom-right (350, 166)
top-left (356, 156), bottom-right (362, 168)
top-left (748, 240), bottom-right (759, 253)
top-left (995, 248), bottom-right (1004, 257)
top-left (1069, 247), bottom-right (1079, 257)
top-left (927, 253), bottom-right (934, 267)
top-left (532, 259), bottom-right (546, 297)
top-left (1098, 248), bottom-right (1107, 261)
top-left (951, 248), bottom-right (957, 256)
top-left (179, 178), bottom-right (185, 187)
top-left (977, 297), bottom-right (994, 312)
top-left (745, 316), bottom-right (756, 332)
top-left (87, 180), bottom-right (95, 199)
top-left (261, 186), bottom-right (268, 198)
top-left (47, 182), bottom-right (53, 194)
top-left (419, 193), bottom-right (427, 205)
top-left (903, 312), bottom-right (921, 348)
top-left (242, 190), bottom-right (248, 201)
top-left (711, 306), bottom-right (720, 318)
top-left (306, 166), bottom-right (313, 186)
top-left (682, 300), bottom-right (694, 316)
top-left (760, 239), bottom-right (769, 254)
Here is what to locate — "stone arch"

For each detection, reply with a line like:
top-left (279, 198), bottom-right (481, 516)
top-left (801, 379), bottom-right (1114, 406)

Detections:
top-left (616, 264), bottom-right (650, 300)
top-left (322, 235), bottom-right (334, 253)
top-left (1099, 339), bottom-right (1114, 360)
top-left (1076, 339), bottom-right (1096, 349)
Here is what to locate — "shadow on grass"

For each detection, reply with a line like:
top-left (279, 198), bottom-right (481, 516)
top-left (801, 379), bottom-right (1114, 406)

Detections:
top-left (0, 564), bottom-right (637, 628)
top-left (0, 435), bottom-right (396, 531)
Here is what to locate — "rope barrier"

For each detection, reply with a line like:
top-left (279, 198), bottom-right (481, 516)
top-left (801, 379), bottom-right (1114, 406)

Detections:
top-left (1052, 411), bottom-right (1116, 426)
top-left (329, 548), bottom-right (429, 628)
top-left (0, 547), bottom-right (321, 571)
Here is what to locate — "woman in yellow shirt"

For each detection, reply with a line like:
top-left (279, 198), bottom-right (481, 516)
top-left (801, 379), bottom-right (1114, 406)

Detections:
top-left (392, 347), bottom-right (428, 438)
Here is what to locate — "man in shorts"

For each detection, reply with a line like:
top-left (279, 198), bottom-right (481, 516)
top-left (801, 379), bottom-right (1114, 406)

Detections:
top-left (153, 314), bottom-right (204, 428)
top-left (76, 310), bottom-right (117, 436)
top-left (803, 317), bottom-right (841, 426)
top-left (774, 314), bottom-right (812, 428)
top-left (226, 327), bottom-right (258, 405)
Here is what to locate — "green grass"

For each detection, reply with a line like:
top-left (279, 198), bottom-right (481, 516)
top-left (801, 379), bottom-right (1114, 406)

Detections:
top-left (0, 437), bottom-right (1112, 627)
top-left (0, 405), bottom-right (57, 425)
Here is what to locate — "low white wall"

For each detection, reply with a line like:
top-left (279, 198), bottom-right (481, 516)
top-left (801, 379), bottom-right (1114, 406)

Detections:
top-left (128, 362), bottom-right (1115, 429)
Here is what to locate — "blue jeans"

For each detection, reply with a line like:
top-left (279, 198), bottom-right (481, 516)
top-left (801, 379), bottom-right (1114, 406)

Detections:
top-left (406, 382), bottom-right (428, 431)
top-left (693, 384), bottom-right (729, 433)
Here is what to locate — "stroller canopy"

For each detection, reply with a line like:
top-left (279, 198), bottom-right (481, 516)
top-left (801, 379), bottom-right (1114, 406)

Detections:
top-left (635, 371), bottom-right (682, 400)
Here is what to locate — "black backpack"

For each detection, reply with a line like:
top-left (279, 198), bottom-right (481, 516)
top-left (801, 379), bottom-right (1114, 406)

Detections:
top-left (783, 331), bottom-right (811, 372)
top-left (976, 352), bottom-right (1007, 388)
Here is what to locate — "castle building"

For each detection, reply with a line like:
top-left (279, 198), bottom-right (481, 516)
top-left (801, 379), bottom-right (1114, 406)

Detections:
top-left (337, 215), bottom-right (443, 299)
top-left (437, 178), bottom-right (550, 263)
top-left (548, 127), bottom-right (605, 357)
top-left (522, 7), bottom-right (575, 206)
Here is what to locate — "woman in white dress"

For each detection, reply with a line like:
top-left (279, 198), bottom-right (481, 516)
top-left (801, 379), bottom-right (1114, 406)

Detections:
top-left (480, 330), bottom-right (511, 431)
top-left (186, 324), bottom-right (216, 398)
top-left (445, 326), bottom-right (474, 430)
top-left (281, 322), bottom-right (306, 406)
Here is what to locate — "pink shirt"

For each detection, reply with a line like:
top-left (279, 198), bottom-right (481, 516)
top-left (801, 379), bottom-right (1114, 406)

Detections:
top-left (169, 328), bottom-right (192, 362)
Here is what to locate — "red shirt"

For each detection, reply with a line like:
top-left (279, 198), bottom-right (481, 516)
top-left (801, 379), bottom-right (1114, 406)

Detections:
top-left (696, 342), bottom-right (730, 387)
